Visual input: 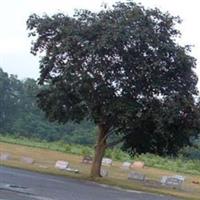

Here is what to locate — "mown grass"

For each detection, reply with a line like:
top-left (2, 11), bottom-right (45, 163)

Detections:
top-left (0, 134), bottom-right (131, 160)
top-left (1, 134), bottom-right (200, 176)
top-left (1, 141), bottom-right (200, 200)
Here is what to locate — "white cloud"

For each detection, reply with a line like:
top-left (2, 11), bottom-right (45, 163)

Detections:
top-left (0, 38), bottom-right (28, 55)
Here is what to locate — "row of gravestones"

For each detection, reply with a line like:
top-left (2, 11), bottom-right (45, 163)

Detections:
top-left (128, 172), bottom-right (185, 189)
top-left (1, 152), bottom-right (185, 188)
top-left (50, 157), bottom-right (143, 177)
top-left (0, 152), bottom-right (142, 169)
top-left (82, 156), bottom-right (145, 169)
top-left (82, 156), bottom-right (113, 166)
top-left (0, 152), bottom-right (34, 164)
top-left (81, 156), bottom-right (185, 187)
top-left (0, 152), bottom-right (79, 173)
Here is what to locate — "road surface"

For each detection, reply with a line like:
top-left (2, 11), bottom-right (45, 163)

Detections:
top-left (0, 166), bottom-right (178, 200)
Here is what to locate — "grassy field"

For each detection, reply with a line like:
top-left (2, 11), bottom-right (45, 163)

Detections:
top-left (1, 141), bottom-right (200, 200)
top-left (1, 135), bottom-right (200, 175)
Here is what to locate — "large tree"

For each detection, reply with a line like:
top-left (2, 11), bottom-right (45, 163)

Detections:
top-left (27, 2), bottom-right (198, 177)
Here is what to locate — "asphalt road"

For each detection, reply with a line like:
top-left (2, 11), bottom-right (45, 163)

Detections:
top-left (0, 166), bottom-right (179, 200)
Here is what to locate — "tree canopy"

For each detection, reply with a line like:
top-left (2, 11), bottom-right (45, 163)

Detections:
top-left (27, 1), bottom-right (199, 177)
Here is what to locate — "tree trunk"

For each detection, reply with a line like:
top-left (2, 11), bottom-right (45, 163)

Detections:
top-left (90, 124), bottom-right (108, 178)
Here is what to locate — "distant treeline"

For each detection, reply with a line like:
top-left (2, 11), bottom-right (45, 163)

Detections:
top-left (0, 68), bottom-right (96, 144)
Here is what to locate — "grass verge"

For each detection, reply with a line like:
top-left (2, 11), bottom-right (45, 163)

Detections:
top-left (1, 141), bottom-right (200, 200)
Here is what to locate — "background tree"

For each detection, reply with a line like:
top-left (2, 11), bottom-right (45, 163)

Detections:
top-left (0, 68), bottom-right (21, 132)
top-left (27, 2), bottom-right (198, 177)
top-left (0, 67), bottom-right (96, 144)
top-left (122, 95), bottom-right (200, 156)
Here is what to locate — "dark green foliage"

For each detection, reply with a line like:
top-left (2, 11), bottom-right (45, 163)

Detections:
top-left (136, 153), bottom-right (200, 175)
top-left (0, 69), bottom-right (21, 132)
top-left (179, 135), bottom-right (200, 159)
top-left (27, 1), bottom-right (199, 156)
top-left (180, 146), bottom-right (200, 160)
top-left (63, 120), bottom-right (96, 144)
top-left (122, 95), bottom-right (200, 155)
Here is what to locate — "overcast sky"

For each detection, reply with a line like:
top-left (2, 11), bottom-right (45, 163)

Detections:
top-left (0, 0), bottom-right (200, 87)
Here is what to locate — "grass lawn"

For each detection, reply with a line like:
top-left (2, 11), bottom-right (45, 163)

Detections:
top-left (1, 141), bottom-right (200, 200)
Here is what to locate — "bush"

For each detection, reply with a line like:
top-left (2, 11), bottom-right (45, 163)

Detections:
top-left (64, 144), bottom-right (72, 153)
top-left (136, 153), bottom-right (200, 175)
top-left (105, 149), bottom-right (113, 158)
top-left (179, 146), bottom-right (200, 160)
top-left (81, 146), bottom-right (93, 156)
top-left (111, 148), bottom-right (131, 161)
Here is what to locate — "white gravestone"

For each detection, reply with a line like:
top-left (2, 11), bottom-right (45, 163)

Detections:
top-left (160, 176), bottom-right (168, 184)
top-left (20, 156), bottom-right (34, 164)
top-left (55, 160), bottom-right (69, 170)
top-left (173, 175), bottom-right (185, 182)
top-left (128, 172), bottom-right (146, 181)
top-left (101, 168), bottom-right (108, 177)
top-left (0, 153), bottom-right (11, 161)
top-left (122, 162), bottom-right (131, 170)
top-left (102, 158), bottom-right (112, 166)
top-left (161, 175), bottom-right (185, 188)
top-left (82, 155), bottom-right (93, 164)
top-left (65, 167), bottom-right (79, 173)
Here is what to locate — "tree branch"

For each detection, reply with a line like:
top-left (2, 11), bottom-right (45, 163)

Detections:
top-left (100, 126), bottom-right (118, 145)
top-left (106, 137), bottom-right (125, 148)
top-left (106, 130), bottom-right (133, 148)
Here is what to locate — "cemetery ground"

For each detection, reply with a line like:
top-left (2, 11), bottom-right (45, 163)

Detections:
top-left (0, 141), bottom-right (200, 200)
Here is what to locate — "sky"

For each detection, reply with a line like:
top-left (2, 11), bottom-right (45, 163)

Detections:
top-left (0, 0), bottom-right (200, 87)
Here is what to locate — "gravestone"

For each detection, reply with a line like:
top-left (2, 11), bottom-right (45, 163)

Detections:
top-left (65, 167), bottom-right (79, 173)
top-left (122, 162), bottom-right (131, 170)
top-left (128, 172), bottom-right (146, 181)
top-left (160, 176), bottom-right (168, 184)
top-left (173, 175), bottom-right (185, 182)
top-left (55, 160), bottom-right (69, 170)
top-left (102, 158), bottom-right (112, 166)
top-left (131, 161), bottom-right (144, 169)
top-left (165, 177), bottom-right (183, 187)
top-left (20, 156), bottom-right (34, 164)
top-left (101, 168), bottom-right (108, 177)
top-left (0, 153), bottom-right (11, 161)
top-left (161, 175), bottom-right (184, 188)
top-left (82, 155), bottom-right (93, 164)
